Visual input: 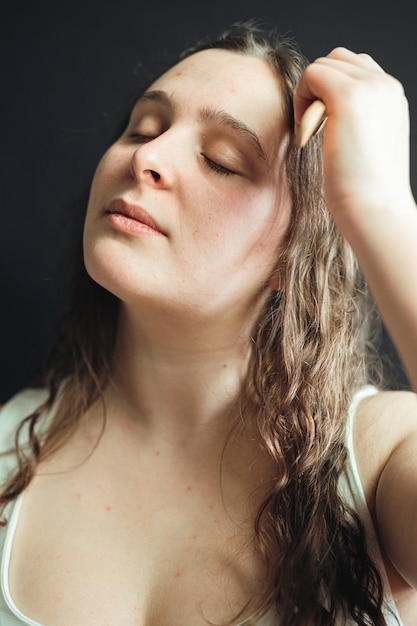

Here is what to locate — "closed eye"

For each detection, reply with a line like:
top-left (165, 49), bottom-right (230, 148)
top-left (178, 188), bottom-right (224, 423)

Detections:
top-left (129, 133), bottom-right (156, 143)
top-left (127, 134), bottom-right (235, 176)
top-left (203, 155), bottom-right (234, 176)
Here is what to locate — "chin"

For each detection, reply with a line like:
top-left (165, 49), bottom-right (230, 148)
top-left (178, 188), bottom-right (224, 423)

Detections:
top-left (83, 242), bottom-right (126, 300)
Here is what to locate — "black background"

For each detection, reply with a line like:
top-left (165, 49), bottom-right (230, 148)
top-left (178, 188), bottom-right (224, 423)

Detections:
top-left (1, 0), bottom-right (416, 401)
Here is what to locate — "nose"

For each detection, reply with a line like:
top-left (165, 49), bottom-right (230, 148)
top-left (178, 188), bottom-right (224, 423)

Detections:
top-left (129, 141), bottom-right (174, 188)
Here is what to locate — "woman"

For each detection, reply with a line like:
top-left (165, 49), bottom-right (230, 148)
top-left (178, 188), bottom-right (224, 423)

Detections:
top-left (0, 23), bottom-right (416, 625)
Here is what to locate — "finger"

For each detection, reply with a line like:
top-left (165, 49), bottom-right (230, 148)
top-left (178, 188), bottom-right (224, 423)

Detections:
top-left (325, 47), bottom-right (384, 72)
top-left (294, 60), bottom-right (380, 125)
top-left (357, 52), bottom-right (385, 72)
top-left (313, 56), bottom-right (383, 80)
top-left (293, 48), bottom-right (388, 136)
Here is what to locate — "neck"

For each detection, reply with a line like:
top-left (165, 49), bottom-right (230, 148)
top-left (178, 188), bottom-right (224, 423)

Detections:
top-left (105, 302), bottom-right (258, 446)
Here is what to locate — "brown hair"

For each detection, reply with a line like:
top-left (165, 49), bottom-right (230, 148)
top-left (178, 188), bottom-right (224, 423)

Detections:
top-left (1, 21), bottom-right (389, 626)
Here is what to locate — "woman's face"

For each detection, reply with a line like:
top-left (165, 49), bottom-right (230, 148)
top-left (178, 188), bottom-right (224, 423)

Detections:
top-left (83, 48), bottom-right (291, 321)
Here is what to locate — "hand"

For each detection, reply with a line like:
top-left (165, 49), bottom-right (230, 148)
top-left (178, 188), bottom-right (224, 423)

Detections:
top-left (293, 47), bottom-right (413, 233)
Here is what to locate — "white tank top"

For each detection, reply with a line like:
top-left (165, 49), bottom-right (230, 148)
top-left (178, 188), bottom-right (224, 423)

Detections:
top-left (0, 387), bottom-right (403, 625)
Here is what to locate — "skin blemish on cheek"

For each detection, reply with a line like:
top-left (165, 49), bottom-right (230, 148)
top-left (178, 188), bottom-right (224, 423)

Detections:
top-left (175, 570), bottom-right (182, 578)
top-left (175, 71), bottom-right (183, 77)
top-left (186, 485), bottom-right (193, 492)
top-left (155, 450), bottom-right (160, 456)
top-left (106, 505), bottom-right (112, 512)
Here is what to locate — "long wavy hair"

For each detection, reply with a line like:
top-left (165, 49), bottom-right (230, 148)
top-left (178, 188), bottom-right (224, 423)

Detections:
top-left (0, 22), bottom-right (389, 626)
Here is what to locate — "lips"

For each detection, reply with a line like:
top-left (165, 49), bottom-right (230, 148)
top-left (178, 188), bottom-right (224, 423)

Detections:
top-left (106, 198), bottom-right (166, 235)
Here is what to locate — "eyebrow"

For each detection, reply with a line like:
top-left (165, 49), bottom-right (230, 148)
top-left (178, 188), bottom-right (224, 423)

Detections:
top-left (139, 89), bottom-right (269, 166)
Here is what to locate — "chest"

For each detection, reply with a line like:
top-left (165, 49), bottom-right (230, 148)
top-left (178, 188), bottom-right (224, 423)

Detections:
top-left (6, 451), bottom-right (266, 626)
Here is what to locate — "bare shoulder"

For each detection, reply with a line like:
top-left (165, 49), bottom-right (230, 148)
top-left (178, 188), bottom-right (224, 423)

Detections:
top-left (353, 389), bottom-right (417, 511)
top-left (355, 389), bottom-right (417, 458)
top-left (354, 389), bottom-right (417, 596)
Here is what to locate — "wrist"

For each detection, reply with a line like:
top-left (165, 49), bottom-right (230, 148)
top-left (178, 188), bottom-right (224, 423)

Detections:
top-left (330, 190), bottom-right (417, 249)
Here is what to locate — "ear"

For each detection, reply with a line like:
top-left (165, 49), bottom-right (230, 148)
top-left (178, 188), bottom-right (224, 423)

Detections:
top-left (267, 269), bottom-right (283, 292)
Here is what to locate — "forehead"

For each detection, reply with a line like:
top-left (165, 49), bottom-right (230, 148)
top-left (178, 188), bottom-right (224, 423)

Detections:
top-left (147, 49), bottom-right (288, 151)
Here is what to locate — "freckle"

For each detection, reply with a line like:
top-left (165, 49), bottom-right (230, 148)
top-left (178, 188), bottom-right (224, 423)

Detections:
top-left (192, 534), bottom-right (198, 540)
top-left (175, 71), bottom-right (183, 76)
top-left (74, 492), bottom-right (82, 500)
top-left (222, 363), bottom-right (227, 368)
top-left (175, 570), bottom-right (182, 577)
top-left (186, 485), bottom-right (193, 492)
top-left (155, 450), bottom-right (160, 456)
top-left (208, 502), bottom-right (216, 509)
top-left (106, 505), bottom-right (112, 512)
top-left (55, 595), bottom-right (64, 603)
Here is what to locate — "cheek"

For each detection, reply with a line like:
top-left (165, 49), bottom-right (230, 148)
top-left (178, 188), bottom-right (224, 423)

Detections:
top-left (186, 189), bottom-right (253, 259)
top-left (199, 183), bottom-right (286, 243)
top-left (182, 181), bottom-right (289, 274)
top-left (183, 180), bottom-right (255, 229)
top-left (91, 150), bottom-right (125, 190)
top-left (227, 187), bottom-right (291, 273)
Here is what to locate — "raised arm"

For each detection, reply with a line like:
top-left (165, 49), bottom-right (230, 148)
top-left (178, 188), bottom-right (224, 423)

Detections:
top-left (294, 47), bottom-right (417, 390)
top-left (294, 48), bottom-right (417, 592)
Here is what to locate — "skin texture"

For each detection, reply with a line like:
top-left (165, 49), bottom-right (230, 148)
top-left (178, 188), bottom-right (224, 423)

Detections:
top-left (3, 46), bottom-right (417, 625)
top-left (8, 50), bottom-right (294, 626)
top-left (83, 49), bottom-right (291, 325)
